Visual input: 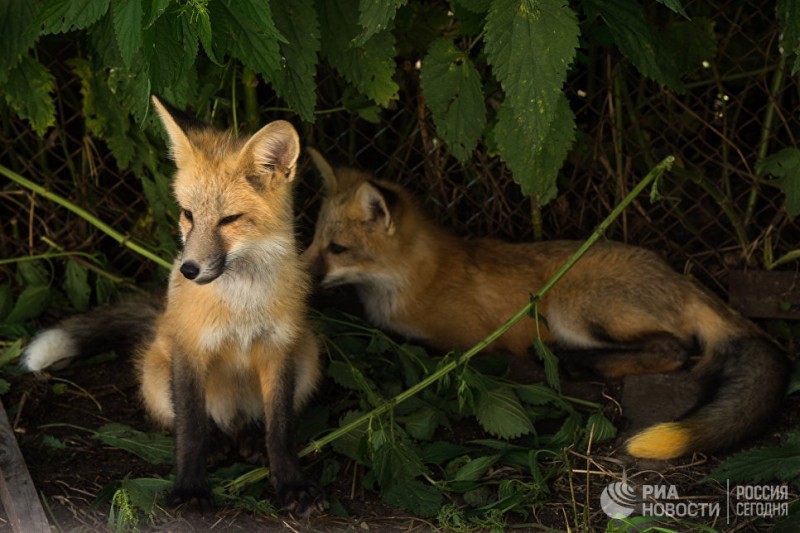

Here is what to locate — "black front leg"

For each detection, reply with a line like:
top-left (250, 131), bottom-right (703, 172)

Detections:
top-left (169, 350), bottom-right (213, 510)
top-left (264, 363), bottom-right (326, 517)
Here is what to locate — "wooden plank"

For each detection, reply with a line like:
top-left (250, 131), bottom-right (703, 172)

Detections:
top-left (0, 398), bottom-right (49, 533)
top-left (728, 270), bottom-right (800, 320)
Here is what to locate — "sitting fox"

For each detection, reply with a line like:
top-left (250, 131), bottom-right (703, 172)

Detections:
top-left (301, 148), bottom-right (789, 461)
top-left (23, 97), bottom-right (325, 516)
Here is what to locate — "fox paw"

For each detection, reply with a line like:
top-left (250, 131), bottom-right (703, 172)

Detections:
top-left (168, 486), bottom-right (215, 512)
top-left (278, 481), bottom-right (327, 518)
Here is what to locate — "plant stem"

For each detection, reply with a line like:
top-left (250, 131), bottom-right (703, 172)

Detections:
top-left (531, 194), bottom-right (543, 241)
top-left (0, 165), bottom-right (172, 270)
top-left (746, 52), bottom-right (786, 227)
top-left (767, 248), bottom-right (800, 269)
top-left (242, 66), bottom-right (259, 131)
top-left (226, 155), bottom-right (674, 493)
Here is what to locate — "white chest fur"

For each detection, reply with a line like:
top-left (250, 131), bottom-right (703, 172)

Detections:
top-left (197, 236), bottom-right (298, 358)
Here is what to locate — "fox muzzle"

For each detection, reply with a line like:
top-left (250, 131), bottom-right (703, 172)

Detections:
top-left (179, 257), bottom-right (225, 285)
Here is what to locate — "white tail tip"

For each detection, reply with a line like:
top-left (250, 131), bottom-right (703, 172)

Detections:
top-left (22, 329), bottom-right (77, 371)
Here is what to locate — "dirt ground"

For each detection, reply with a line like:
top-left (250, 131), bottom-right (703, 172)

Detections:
top-left (1, 359), bottom-right (419, 532)
top-left (1, 350), bottom-right (798, 532)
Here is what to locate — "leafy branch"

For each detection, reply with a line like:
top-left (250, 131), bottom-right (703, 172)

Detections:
top-left (2, 0), bottom-right (767, 210)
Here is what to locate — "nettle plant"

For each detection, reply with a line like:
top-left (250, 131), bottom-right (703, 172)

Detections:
top-left (4, 0), bottom-right (798, 207)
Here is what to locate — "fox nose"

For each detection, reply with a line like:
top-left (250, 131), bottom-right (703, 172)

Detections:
top-left (180, 261), bottom-right (200, 280)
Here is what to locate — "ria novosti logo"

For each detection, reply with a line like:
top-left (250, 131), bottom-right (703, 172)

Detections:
top-left (600, 477), bottom-right (789, 522)
top-left (600, 481), bottom-right (639, 519)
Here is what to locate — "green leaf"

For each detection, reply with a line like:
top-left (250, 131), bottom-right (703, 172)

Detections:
top-left (145, 0), bottom-right (170, 27)
top-left (72, 56), bottom-right (154, 170)
top-left (372, 439), bottom-right (426, 489)
top-left (452, 453), bottom-right (501, 482)
top-left (463, 485), bottom-right (492, 507)
top-left (514, 382), bottom-right (565, 407)
top-left (0, 339), bottom-right (23, 367)
top-left (176, 0), bottom-right (220, 65)
top-left (778, 0), bottom-right (800, 74)
top-left (331, 410), bottom-right (369, 461)
top-left (145, 11), bottom-right (198, 95)
top-left (495, 93), bottom-right (574, 204)
top-left (327, 360), bottom-right (361, 390)
top-left (0, 324), bottom-right (30, 338)
top-left (193, 5), bottom-right (220, 64)
top-left (2, 55), bottom-right (56, 136)
top-left (421, 38), bottom-right (486, 161)
top-left (93, 423), bottom-right (174, 464)
top-left (484, 0), bottom-right (578, 144)
top-left (585, 412), bottom-right (617, 444)
top-left (456, 0), bottom-right (489, 14)
top-left (656, 0), bottom-right (688, 18)
top-left (210, 0), bottom-right (283, 78)
top-left (381, 479), bottom-right (442, 518)
top-left (355, 0), bottom-right (406, 46)
top-left (319, 0), bottom-right (398, 107)
top-left (111, 0), bottom-right (143, 70)
top-left (319, 458), bottom-right (341, 487)
top-left (118, 477), bottom-right (171, 512)
top-left (366, 334), bottom-right (392, 354)
top-left (17, 261), bottom-right (49, 286)
top-left (42, 435), bottom-right (67, 449)
top-left (548, 411), bottom-right (582, 448)
top-left (420, 441), bottom-right (472, 465)
top-left (95, 276), bottom-right (117, 305)
top-left (475, 386), bottom-right (533, 439)
top-left (37, 0), bottom-right (110, 34)
top-left (584, 0), bottom-right (683, 91)
top-left (399, 405), bottom-right (442, 441)
top-left (63, 261), bottom-right (91, 312)
top-left (0, 0), bottom-right (39, 83)
top-left (757, 148), bottom-right (800, 218)
top-left (707, 445), bottom-right (800, 483)
top-left (269, 0), bottom-right (320, 122)
top-left (73, 57), bottom-right (135, 166)
top-left (5, 286), bottom-right (51, 323)
top-left (532, 337), bottom-right (561, 392)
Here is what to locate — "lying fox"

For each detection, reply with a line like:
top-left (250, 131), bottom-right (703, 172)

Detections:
top-left (302, 148), bottom-right (789, 461)
top-left (23, 97), bottom-right (325, 516)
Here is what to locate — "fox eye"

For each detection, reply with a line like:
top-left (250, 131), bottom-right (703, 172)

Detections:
top-left (328, 242), bottom-right (349, 255)
top-left (182, 209), bottom-right (193, 223)
top-left (218, 214), bottom-right (243, 226)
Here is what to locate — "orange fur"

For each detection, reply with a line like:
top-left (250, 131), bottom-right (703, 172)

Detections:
top-left (140, 97), bottom-right (319, 432)
top-left (132, 98), bottom-right (324, 514)
top-left (625, 422), bottom-right (693, 460)
top-left (303, 148), bottom-right (788, 461)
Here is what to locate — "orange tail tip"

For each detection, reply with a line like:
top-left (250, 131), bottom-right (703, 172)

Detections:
top-left (625, 422), bottom-right (693, 460)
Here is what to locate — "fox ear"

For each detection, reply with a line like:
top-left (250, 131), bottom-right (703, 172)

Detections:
top-left (356, 182), bottom-right (396, 236)
top-left (151, 96), bottom-right (196, 168)
top-left (240, 120), bottom-right (300, 190)
top-left (306, 147), bottom-right (339, 194)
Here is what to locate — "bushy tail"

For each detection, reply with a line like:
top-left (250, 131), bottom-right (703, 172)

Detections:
top-left (626, 336), bottom-right (789, 460)
top-left (22, 295), bottom-right (162, 372)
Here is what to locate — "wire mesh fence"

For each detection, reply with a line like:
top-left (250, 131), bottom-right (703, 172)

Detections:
top-left (1, 0), bottom-right (798, 303)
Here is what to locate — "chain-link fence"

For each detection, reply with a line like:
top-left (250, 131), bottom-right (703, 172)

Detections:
top-left (2, 0), bottom-right (798, 303)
